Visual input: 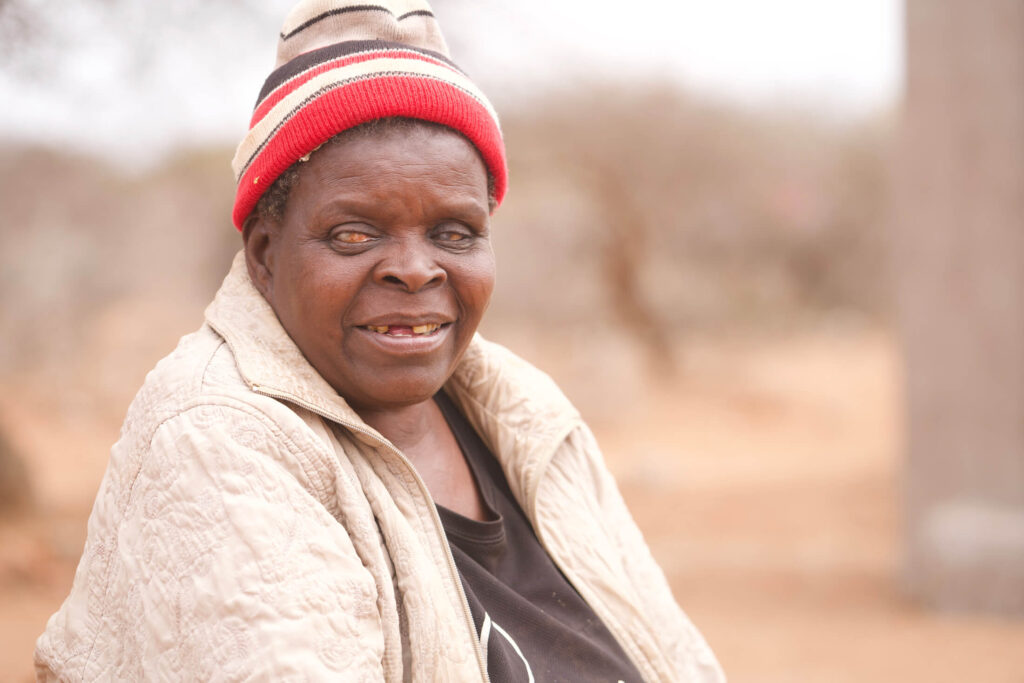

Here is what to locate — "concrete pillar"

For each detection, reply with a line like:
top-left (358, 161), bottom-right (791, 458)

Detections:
top-left (897, 0), bottom-right (1024, 614)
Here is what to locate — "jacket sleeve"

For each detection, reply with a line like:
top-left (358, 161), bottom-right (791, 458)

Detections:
top-left (35, 401), bottom-right (387, 681)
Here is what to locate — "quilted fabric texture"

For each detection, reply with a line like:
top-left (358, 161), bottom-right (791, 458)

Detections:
top-left (35, 252), bottom-right (725, 682)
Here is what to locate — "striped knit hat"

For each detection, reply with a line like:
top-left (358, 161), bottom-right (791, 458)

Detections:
top-left (230, 0), bottom-right (507, 229)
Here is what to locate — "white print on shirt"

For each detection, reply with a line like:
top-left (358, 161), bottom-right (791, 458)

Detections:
top-left (479, 612), bottom-right (535, 682)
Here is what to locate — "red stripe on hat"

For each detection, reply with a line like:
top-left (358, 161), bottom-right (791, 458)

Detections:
top-left (233, 75), bottom-right (507, 230)
top-left (250, 48), bottom-right (457, 127)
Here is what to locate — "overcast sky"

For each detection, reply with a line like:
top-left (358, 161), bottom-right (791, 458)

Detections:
top-left (0, 0), bottom-right (902, 168)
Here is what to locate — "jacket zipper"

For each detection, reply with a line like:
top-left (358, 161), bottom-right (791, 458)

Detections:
top-left (250, 384), bottom-right (492, 683)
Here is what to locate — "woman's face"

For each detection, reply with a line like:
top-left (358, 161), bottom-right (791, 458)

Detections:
top-left (245, 124), bottom-right (495, 413)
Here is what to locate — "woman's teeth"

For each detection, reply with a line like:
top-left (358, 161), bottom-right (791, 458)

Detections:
top-left (365, 323), bottom-right (442, 336)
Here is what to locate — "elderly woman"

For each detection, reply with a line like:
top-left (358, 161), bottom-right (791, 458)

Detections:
top-left (36, 2), bottom-right (723, 681)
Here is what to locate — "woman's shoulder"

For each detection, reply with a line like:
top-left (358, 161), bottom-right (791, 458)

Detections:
top-left (121, 322), bottom-right (249, 432)
top-left (93, 322), bottom-right (348, 545)
top-left (36, 324), bottom-right (386, 682)
top-left (114, 322), bottom-right (330, 473)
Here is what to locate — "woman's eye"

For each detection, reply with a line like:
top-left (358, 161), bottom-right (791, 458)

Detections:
top-left (437, 229), bottom-right (471, 243)
top-left (333, 230), bottom-right (373, 244)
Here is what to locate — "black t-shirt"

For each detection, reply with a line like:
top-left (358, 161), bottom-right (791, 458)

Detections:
top-left (435, 392), bottom-right (643, 683)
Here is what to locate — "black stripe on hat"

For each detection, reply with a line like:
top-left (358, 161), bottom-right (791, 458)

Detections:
top-left (281, 5), bottom-right (435, 41)
top-left (397, 10), bottom-right (434, 21)
top-left (256, 39), bottom-right (461, 105)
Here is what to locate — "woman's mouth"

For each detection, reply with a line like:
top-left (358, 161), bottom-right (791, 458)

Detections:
top-left (355, 321), bottom-right (454, 355)
top-left (361, 323), bottom-right (447, 337)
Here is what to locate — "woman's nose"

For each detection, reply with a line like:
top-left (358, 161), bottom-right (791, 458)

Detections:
top-left (375, 237), bottom-right (446, 292)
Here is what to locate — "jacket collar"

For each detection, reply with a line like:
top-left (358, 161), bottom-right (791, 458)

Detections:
top-left (205, 251), bottom-right (367, 429)
top-left (205, 251), bottom-right (582, 499)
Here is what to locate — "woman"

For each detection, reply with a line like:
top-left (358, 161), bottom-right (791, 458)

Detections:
top-left (36, 2), bottom-right (724, 680)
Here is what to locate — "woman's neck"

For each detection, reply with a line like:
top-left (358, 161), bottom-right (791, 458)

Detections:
top-left (354, 395), bottom-right (488, 520)
top-left (355, 399), bottom-right (443, 454)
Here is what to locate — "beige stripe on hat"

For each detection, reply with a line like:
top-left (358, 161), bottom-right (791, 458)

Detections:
top-left (276, 0), bottom-right (448, 67)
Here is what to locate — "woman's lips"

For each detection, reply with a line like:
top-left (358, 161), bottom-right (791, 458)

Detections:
top-left (363, 322), bottom-right (443, 336)
top-left (355, 322), bottom-right (453, 353)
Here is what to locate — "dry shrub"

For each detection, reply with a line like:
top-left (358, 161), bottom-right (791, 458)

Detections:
top-left (0, 82), bottom-right (892, 405)
top-left (0, 142), bottom-right (238, 408)
top-left (492, 85), bottom-right (893, 370)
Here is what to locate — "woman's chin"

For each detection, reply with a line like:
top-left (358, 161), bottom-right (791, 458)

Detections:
top-left (336, 374), bottom-right (451, 415)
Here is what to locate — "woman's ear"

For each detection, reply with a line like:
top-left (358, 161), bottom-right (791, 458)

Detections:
top-left (242, 213), bottom-right (278, 301)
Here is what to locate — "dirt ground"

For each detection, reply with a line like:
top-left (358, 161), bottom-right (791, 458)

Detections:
top-left (2, 327), bottom-right (1023, 682)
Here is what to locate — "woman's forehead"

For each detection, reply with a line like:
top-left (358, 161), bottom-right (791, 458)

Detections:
top-left (299, 123), bottom-right (486, 183)
top-left (285, 125), bottom-right (491, 218)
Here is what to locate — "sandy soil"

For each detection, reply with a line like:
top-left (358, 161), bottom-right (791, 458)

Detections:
top-left (2, 327), bottom-right (1023, 682)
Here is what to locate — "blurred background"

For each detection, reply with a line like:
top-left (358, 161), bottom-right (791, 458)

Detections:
top-left (1, 1), bottom-right (1022, 681)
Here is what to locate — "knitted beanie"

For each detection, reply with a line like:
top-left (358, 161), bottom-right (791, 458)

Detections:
top-left (230, 0), bottom-right (507, 230)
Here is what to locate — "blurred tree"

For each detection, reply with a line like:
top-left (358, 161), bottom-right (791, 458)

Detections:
top-left (0, 427), bottom-right (31, 516)
top-left (586, 147), bottom-right (677, 377)
top-left (0, 0), bottom-right (37, 58)
top-left (500, 85), bottom-right (889, 376)
top-left (899, 0), bottom-right (1024, 615)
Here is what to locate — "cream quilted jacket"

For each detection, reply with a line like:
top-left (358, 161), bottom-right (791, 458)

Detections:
top-left (36, 253), bottom-right (724, 682)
